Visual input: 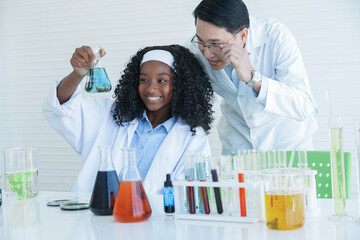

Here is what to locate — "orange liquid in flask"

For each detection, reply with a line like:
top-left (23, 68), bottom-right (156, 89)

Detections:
top-left (113, 180), bottom-right (152, 223)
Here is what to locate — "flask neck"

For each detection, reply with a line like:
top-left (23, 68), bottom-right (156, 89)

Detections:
top-left (121, 148), bottom-right (141, 181)
top-left (98, 146), bottom-right (115, 171)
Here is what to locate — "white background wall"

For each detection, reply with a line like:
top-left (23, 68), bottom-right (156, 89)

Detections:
top-left (1, 0), bottom-right (359, 196)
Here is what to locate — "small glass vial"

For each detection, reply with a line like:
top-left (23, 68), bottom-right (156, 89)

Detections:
top-left (163, 174), bottom-right (175, 216)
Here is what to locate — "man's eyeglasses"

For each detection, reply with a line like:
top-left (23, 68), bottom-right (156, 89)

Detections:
top-left (191, 31), bottom-right (240, 53)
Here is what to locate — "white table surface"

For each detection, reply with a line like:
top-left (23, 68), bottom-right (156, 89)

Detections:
top-left (0, 191), bottom-right (360, 240)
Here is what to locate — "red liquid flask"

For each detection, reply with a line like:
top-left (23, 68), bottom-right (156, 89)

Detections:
top-left (113, 148), bottom-right (152, 223)
top-left (90, 146), bottom-right (119, 215)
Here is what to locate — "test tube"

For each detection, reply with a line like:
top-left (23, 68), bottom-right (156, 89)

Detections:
top-left (298, 150), bottom-right (308, 170)
top-left (267, 150), bottom-right (277, 168)
top-left (185, 152), bottom-right (196, 214)
top-left (257, 151), bottom-right (267, 171)
top-left (204, 156), bottom-right (216, 213)
top-left (277, 150), bottom-right (287, 169)
top-left (206, 157), bottom-right (223, 214)
top-left (196, 156), bottom-right (210, 214)
top-left (236, 151), bottom-right (247, 217)
top-left (219, 155), bottom-right (233, 216)
top-left (247, 150), bottom-right (258, 181)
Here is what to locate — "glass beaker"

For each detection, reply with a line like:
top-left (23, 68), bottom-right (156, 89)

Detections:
top-left (3, 147), bottom-right (38, 200)
top-left (89, 146), bottom-right (119, 215)
top-left (113, 148), bottom-right (152, 223)
top-left (84, 47), bottom-right (112, 93)
top-left (263, 169), bottom-right (305, 230)
top-left (328, 116), bottom-right (352, 221)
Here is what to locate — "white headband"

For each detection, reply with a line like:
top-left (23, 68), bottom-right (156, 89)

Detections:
top-left (140, 50), bottom-right (174, 69)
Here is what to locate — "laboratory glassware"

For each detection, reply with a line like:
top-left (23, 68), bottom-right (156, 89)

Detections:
top-left (235, 151), bottom-right (247, 217)
top-left (263, 168), bottom-right (305, 230)
top-left (328, 116), bottom-right (352, 221)
top-left (89, 146), bottom-right (119, 215)
top-left (196, 156), bottom-right (210, 214)
top-left (3, 147), bottom-right (38, 200)
top-left (163, 173), bottom-right (175, 215)
top-left (84, 47), bottom-right (112, 93)
top-left (184, 152), bottom-right (196, 214)
top-left (113, 148), bottom-right (152, 223)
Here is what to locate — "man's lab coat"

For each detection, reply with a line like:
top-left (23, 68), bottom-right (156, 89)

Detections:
top-left (186, 16), bottom-right (318, 154)
top-left (42, 80), bottom-right (211, 194)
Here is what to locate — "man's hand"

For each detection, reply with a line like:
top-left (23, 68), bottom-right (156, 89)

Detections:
top-left (220, 43), bottom-right (253, 84)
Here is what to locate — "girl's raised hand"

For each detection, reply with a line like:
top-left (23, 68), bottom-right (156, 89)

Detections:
top-left (70, 46), bottom-right (106, 78)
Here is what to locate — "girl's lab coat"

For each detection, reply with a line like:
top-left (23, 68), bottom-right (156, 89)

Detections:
top-left (42, 80), bottom-right (211, 194)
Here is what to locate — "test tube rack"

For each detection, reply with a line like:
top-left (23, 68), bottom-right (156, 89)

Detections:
top-left (173, 180), bottom-right (264, 223)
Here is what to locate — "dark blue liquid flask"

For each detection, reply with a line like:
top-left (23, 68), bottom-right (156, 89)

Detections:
top-left (89, 146), bottom-right (119, 215)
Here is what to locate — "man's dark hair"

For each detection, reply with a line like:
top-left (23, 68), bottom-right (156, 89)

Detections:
top-left (193, 0), bottom-right (250, 34)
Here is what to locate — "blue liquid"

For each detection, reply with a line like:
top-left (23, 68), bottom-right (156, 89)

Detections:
top-left (85, 67), bottom-right (112, 93)
top-left (163, 186), bottom-right (175, 214)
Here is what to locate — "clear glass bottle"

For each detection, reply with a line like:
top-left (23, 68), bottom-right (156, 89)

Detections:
top-left (89, 146), bottom-right (119, 215)
top-left (113, 148), bottom-right (152, 223)
top-left (84, 47), bottom-right (112, 93)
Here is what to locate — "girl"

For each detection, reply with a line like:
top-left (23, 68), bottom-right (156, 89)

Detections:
top-left (43, 45), bottom-right (214, 194)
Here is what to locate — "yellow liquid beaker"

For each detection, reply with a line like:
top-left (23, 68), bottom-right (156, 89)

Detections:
top-left (264, 191), bottom-right (304, 230)
top-left (263, 169), bottom-right (305, 230)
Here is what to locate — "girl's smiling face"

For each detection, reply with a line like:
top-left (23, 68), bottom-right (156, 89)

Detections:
top-left (138, 60), bottom-right (174, 119)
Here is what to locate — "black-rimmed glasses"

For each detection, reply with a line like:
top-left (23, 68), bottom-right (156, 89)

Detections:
top-left (191, 31), bottom-right (240, 53)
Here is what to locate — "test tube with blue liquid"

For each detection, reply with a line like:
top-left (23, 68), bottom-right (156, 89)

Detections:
top-left (196, 156), bottom-right (210, 214)
top-left (84, 47), bottom-right (112, 93)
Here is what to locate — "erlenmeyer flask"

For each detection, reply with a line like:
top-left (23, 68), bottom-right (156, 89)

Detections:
top-left (84, 47), bottom-right (112, 93)
top-left (89, 146), bottom-right (119, 215)
top-left (113, 148), bottom-right (152, 223)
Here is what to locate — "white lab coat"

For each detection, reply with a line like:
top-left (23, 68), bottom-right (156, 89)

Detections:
top-left (42, 80), bottom-right (211, 194)
top-left (186, 16), bottom-right (318, 154)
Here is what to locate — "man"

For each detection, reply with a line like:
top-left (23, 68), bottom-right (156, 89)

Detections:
top-left (186, 0), bottom-right (318, 154)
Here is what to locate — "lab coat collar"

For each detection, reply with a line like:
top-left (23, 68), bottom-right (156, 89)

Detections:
top-left (245, 16), bottom-right (267, 54)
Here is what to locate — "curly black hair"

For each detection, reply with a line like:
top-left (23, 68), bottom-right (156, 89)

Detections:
top-left (112, 44), bottom-right (214, 134)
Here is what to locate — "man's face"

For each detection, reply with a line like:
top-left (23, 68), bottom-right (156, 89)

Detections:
top-left (195, 18), bottom-right (240, 70)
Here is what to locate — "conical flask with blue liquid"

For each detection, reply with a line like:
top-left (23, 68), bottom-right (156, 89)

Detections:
top-left (89, 146), bottom-right (119, 215)
top-left (84, 47), bottom-right (112, 93)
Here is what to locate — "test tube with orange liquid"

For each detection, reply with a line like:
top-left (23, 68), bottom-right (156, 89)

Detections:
top-left (235, 151), bottom-right (247, 217)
